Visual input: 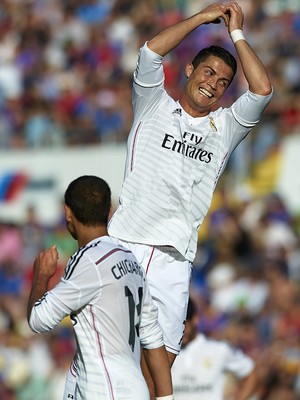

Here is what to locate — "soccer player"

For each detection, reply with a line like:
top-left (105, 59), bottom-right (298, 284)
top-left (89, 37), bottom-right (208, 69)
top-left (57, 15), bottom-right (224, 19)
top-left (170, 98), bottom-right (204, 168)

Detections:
top-left (172, 299), bottom-right (257, 400)
top-left (108, 0), bottom-right (272, 383)
top-left (27, 175), bottom-right (174, 400)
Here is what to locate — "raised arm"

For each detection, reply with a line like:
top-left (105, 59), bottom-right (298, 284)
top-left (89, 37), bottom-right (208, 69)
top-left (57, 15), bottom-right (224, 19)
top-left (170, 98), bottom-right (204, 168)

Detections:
top-left (147, 3), bottom-right (230, 56)
top-left (225, 2), bottom-right (272, 95)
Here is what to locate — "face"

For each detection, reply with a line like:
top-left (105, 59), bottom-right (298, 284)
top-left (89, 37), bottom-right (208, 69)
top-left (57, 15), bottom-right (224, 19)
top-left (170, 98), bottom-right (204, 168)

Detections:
top-left (183, 55), bottom-right (234, 117)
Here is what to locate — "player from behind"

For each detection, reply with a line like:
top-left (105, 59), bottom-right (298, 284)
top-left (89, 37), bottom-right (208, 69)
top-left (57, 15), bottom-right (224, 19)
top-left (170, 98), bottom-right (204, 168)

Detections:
top-left (27, 175), bottom-right (174, 400)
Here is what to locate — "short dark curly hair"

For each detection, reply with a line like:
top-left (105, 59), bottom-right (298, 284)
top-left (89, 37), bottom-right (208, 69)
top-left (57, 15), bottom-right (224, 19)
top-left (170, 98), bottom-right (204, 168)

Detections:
top-left (64, 175), bottom-right (111, 226)
top-left (192, 45), bottom-right (237, 82)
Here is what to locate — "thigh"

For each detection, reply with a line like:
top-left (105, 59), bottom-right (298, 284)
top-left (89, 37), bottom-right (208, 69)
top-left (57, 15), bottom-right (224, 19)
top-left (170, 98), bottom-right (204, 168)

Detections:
top-left (146, 247), bottom-right (192, 355)
top-left (114, 240), bottom-right (192, 355)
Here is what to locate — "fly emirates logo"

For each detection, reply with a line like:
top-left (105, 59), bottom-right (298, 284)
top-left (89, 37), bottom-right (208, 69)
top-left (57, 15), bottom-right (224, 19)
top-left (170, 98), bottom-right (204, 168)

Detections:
top-left (161, 131), bottom-right (213, 163)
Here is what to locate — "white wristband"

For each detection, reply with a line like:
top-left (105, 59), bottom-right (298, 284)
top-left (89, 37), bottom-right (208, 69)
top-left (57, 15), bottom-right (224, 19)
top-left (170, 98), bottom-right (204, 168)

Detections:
top-left (156, 396), bottom-right (174, 400)
top-left (230, 29), bottom-right (245, 44)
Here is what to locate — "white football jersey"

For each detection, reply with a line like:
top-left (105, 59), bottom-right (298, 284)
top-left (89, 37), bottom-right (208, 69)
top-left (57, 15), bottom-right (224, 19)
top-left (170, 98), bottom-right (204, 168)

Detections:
top-left (172, 334), bottom-right (254, 400)
top-left (108, 43), bottom-right (273, 261)
top-left (29, 236), bottom-right (163, 400)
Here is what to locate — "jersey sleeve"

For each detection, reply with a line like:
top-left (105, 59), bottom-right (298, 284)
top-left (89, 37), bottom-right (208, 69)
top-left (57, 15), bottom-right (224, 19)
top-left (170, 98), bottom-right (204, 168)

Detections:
top-left (131, 42), bottom-right (168, 122)
top-left (139, 278), bottom-right (164, 350)
top-left (230, 89), bottom-right (273, 128)
top-left (133, 42), bottom-right (164, 89)
top-left (29, 254), bottom-right (102, 333)
top-left (224, 342), bottom-right (255, 379)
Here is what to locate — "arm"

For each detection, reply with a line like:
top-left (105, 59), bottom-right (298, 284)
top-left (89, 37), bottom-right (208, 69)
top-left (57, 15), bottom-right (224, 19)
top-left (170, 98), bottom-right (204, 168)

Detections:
top-left (143, 346), bottom-right (173, 398)
top-left (139, 281), bottom-right (173, 398)
top-left (27, 245), bottom-right (58, 322)
top-left (28, 251), bottom-right (102, 333)
top-left (235, 369), bottom-right (258, 400)
top-left (147, 3), bottom-right (230, 56)
top-left (224, 339), bottom-right (258, 400)
top-left (225, 2), bottom-right (272, 95)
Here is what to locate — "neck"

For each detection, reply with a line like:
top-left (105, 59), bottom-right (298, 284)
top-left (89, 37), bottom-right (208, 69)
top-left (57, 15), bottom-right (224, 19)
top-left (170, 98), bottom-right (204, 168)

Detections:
top-left (178, 97), bottom-right (211, 118)
top-left (77, 226), bottom-right (108, 248)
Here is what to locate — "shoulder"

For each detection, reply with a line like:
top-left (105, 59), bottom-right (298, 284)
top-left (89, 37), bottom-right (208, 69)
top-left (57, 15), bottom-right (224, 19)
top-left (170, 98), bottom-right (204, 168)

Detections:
top-left (64, 237), bottom-right (125, 272)
top-left (85, 237), bottom-right (134, 265)
top-left (199, 335), bottom-right (236, 355)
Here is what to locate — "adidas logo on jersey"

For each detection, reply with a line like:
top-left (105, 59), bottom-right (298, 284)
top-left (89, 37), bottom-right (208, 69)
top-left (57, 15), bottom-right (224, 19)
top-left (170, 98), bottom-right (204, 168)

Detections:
top-left (172, 108), bottom-right (182, 116)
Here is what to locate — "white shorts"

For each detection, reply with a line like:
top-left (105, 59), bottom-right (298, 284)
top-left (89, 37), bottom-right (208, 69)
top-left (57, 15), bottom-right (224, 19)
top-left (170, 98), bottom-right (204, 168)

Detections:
top-left (115, 239), bottom-right (192, 355)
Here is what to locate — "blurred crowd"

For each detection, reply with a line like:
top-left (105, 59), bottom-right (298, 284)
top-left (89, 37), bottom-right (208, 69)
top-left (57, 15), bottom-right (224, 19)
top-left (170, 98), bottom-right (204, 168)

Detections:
top-left (0, 0), bottom-right (300, 399)
top-left (0, 203), bottom-right (77, 400)
top-left (0, 0), bottom-right (298, 150)
top-left (191, 188), bottom-right (300, 399)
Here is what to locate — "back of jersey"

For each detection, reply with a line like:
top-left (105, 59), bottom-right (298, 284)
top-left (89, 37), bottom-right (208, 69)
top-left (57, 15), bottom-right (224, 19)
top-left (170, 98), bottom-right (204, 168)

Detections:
top-left (67, 236), bottom-right (154, 399)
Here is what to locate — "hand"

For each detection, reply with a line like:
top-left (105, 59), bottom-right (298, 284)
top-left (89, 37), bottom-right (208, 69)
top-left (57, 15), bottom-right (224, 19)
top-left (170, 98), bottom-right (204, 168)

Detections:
top-left (199, 3), bottom-right (230, 27)
top-left (223, 2), bottom-right (244, 32)
top-left (33, 246), bottom-right (59, 279)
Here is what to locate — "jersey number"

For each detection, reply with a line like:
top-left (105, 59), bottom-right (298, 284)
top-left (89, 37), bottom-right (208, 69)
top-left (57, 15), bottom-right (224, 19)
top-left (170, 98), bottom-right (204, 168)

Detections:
top-left (125, 286), bottom-right (143, 352)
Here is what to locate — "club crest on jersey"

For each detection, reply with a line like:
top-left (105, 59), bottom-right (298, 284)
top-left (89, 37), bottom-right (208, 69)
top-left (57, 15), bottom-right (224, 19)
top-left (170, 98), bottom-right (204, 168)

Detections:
top-left (209, 116), bottom-right (217, 132)
top-left (203, 357), bottom-right (213, 369)
top-left (172, 108), bottom-right (182, 116)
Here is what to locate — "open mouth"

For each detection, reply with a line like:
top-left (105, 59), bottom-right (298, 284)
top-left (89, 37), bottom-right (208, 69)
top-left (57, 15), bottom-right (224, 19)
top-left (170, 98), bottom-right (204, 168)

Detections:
top-left (199, 88), bottom-right (213, 98)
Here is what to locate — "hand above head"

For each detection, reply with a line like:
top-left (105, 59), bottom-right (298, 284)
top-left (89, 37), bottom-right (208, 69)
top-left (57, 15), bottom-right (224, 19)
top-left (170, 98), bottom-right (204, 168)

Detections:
top-left (222, 2), bottom-right (271, 96)
top-left (223, 2), bottom-right (245, 33)
top-left (146, 2), bottom-right (245, 58)
top-left (199, 3), bottom-right (230, 27)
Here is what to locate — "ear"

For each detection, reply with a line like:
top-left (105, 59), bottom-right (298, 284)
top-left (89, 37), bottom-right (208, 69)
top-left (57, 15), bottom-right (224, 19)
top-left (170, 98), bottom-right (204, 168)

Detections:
top-left (64, 204), bottom-right (72, 222)
top-left (108, 205), bottom-right (113, 222)
top-left (185, 63), bottom-right (194, 79)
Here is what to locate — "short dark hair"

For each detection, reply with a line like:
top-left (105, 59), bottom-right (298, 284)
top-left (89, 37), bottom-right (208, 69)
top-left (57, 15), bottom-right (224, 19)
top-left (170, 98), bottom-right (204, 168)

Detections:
top-left (64, 175), bottom-right (111, 226)
top-left (192, 45), bottom-right (237, 81)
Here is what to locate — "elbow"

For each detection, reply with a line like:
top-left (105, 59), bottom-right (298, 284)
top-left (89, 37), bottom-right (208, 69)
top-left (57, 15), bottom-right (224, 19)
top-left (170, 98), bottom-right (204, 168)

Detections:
top-left (250, 81), bottom-right (273, 96)
top-left (28, 317), bottom-right (42, 334)
top-left (147, 38), bottom-right (166, 57)
top-left (28, 311), bottom-right (51, 334)
top-left (260, 83), bottom-right (273, 96)
top-left (28, 320), bottom-right (41, 334)
top-left (27, 312), bottom-right (35, 332)
top-left (140, 322), bottom-right (165, 349)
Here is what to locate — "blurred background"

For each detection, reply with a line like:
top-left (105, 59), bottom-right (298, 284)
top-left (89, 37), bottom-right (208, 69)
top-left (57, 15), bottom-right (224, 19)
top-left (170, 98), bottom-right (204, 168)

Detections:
top-left (0, 0), bottom-right (300, 399)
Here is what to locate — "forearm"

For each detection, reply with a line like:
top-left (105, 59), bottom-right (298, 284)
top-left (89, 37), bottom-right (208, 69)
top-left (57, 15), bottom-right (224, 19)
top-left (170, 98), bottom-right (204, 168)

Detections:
top-left (147, 4), bottom-right (228, 57)
top-left (27, 246), bottom-right (59, 323)
top-left (143, 346), bottom-right (173, 397)
top-left (223, 2), bottom-right (271, 96)
top-left (147, 13), bottom-right (207, 57)
top-left (234, 38), bottom-right (272, 95)
top-left (27, 273), bottom-right (51, 322)
top-left (235, 370), bottom-right (258, 400)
